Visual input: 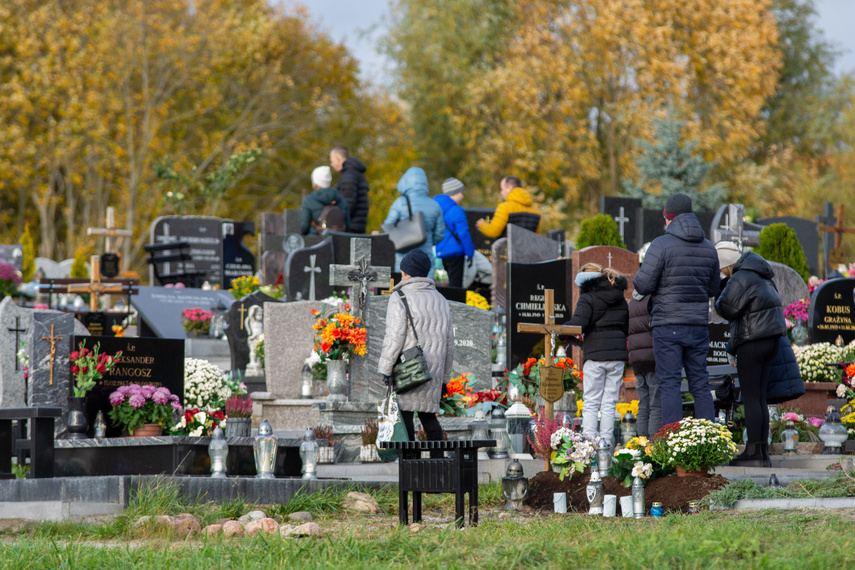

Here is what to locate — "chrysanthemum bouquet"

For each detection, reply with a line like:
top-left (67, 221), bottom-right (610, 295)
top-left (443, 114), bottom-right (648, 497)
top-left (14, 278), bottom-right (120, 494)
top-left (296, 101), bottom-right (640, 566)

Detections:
top-left (793, 343), bottom-right (844, 383)
top-left (108, 384), bottom-right (180, 434)
top-left (650, 418), bottom-right (737, 472)
top-left (549, 427), bottom-right (596, 481)
top-left (608, 436), bottom-right (659, 486)
top-left (311, 304), bottom-right (367, 362)
top-left (184, 358), bottom-right (243, 409)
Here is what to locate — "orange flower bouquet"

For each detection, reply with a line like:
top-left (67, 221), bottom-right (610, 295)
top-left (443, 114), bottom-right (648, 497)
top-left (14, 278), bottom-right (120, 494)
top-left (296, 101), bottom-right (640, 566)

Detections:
top-left (311, 304), bottom-right (367, 362)
top-left (440, 372), bottom-right (506, 416)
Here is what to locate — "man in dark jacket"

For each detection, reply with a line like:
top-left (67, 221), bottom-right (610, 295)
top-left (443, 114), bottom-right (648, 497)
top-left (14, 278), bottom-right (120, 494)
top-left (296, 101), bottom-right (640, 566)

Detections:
top-left (330, 145), bottom-right (369, 233)
top-left (633, 193), bottom-right (720, 426)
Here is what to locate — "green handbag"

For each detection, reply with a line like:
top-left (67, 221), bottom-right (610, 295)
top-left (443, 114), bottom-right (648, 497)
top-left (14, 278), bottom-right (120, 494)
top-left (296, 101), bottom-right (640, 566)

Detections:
top-left (392, 290), bottom-right (433, 394)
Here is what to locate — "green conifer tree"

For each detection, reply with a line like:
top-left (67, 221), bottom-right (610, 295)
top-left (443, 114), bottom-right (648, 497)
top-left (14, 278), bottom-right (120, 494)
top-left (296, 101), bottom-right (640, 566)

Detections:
top-left (754, 223), bottom-right (810, 283)
top-left (575, 214), bottom-right (626, 249)
top-left (19, 223), bottom-right (36, 283)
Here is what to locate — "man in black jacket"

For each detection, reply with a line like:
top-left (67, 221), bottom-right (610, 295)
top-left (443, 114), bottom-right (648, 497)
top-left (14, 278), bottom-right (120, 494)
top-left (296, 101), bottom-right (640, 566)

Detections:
top-left (330, 145), bottom-right (369, 233)
top-left (633, 193), bottom-right (720, 427)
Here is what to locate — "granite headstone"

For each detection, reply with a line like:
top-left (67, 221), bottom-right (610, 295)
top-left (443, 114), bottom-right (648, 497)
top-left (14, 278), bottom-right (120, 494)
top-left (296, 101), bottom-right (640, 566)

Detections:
top-left (327, 231), bottom-right (395, 280)
top-left (0, 245), bottom-right (23, 273)
top-left (768, 261), bottom-right (810, 309)
top-left (35, 257), bottom-right (75, 279)
top-left (222, 221), bottom-right (256, 289)
top-left (601, 196), bottom-right (644, 253)
top-left (131, 286), bottom-right (235, 338)
top-left (259, 211), bottom-right (325, 285)
top-left (225, 290), bottom-right (281, 373)
top-left (285, 237), bottom-right (335, 301)
top-left (0, 297), bottom-right (32, 408)
top-left (707, 323), bottom-right (732, 367)
top-left (150, 215), bottom-right (225, 286)
top-left (571, 246), bottom-right (639, 307)
top-left (490, 238), bottom-right (508, 313)
top-left (463, 207), bottom-right (498, 259)
top-left (808, 278), bottom-right (855, 345)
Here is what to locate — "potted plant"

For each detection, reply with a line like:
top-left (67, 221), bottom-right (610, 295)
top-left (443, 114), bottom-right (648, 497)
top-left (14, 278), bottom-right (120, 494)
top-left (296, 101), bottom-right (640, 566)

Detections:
top-left (311, 303), bottom-right (367, 401)
top-left (172, 408), bottom-right (225, 436)
top-left (313, 425), bottom-right (336, 463)
top-left (181, 307), bottom-right (212, 337)
top-left (184, 358), bottom-right (245, 409)
top-left (224, 394), bottom-right (253, 438)
top-left (0, 261), bottom-right (22, 299)
top-left (359, 419), bottom-right (380, 462)
top-left (650, 418), bottom-right (738, 476)
top-left (788, 343), bottom-right (845, 415)
top-left (768, 409), bottom-right (825, 454)
top-left (108, 384), bottom-right (180, 437)
top-left (68, 340), bottom-right (122, 438)
top-left (527, 410), bottom-right (594, 479)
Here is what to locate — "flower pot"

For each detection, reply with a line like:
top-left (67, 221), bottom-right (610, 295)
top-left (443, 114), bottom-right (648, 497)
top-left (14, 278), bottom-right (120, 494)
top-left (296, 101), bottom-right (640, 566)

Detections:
top-left (129, 423), bottom-right (163, 438)
top-left (326, 359), bottom-right (347, 403)
top-left (66, 397), bottom-right (89, 439)
top-left (318, 446), bottom-right (335, 464)
top-left (225, 417), bottom-right (251, 438)
top-left (675, 465), bottom-right (709, 477)
top-left (360, 444), bottom-right (380, 462)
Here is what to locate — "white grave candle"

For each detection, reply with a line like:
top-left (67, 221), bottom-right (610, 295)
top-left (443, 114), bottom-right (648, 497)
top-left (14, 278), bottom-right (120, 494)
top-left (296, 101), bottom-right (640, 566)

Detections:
top-left (603, 494), bottom-right (617, 517)
top-left (620, 495), bottom-right (634, 518)
top-left (553, 492), bottom-right (567, 514)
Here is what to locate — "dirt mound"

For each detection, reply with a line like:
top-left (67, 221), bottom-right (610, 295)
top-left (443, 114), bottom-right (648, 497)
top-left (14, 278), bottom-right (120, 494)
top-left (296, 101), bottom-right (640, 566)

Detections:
top-left (527, 469), bottom-right (729, 514)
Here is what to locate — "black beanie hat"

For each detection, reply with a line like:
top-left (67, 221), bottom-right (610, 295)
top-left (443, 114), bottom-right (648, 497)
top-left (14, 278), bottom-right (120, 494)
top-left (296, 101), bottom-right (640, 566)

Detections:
top-left (400, 249), bottom-right (431, 278)
top-left (663, 193), bottom-right (693, 219)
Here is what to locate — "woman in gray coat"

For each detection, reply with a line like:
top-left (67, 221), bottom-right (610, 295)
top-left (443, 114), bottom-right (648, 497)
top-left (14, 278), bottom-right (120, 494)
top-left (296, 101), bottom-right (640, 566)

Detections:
top-left (378, 249), bottom-right (454, 443)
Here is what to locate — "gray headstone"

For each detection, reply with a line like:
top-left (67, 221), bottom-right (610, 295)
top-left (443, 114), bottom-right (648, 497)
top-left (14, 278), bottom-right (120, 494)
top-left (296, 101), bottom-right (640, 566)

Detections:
top-left (490, 238), bottom-right (508, 313)
top-left (601, 196), bottom-right (644, 252)
top-left (768, 261), bottom-right (810, 309)
top-left (150, 215), bottom-right (226, 286)
top-left (329, 237), bottom-right (392, 322)
top-left (263, 300), bottom-right (342, 399)
top-left (327, 231), bottom-right (395, 278)
top-left (349, 295), bottom-right (494, 404)
top-left (0, 298), bottom-right (32, 408)
top-left (0, 245), bottom-right (23, 273)
top-left (757, 216), bottom-right (819, 277)
top-left (225, 290), bottom-right (281, 373)
top-left (507, 224), bottom-right (562, 263)
top-left (35, 258), bottom-right (75, 279)
top-left (285, 238), bottom-right (335, 301)
top-left (259, 211), bottom-right (328, 286)
top-left (28, 311), bottom-right (80, 437)
top-left (131, 286), bottom-right (235, 338)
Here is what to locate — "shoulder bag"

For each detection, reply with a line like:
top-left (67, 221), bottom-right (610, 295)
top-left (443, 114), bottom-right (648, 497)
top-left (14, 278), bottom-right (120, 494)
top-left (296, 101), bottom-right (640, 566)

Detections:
top-left (392, 290), bottom-right (433, 393)
top-left (381, 195), bottom-right (427, 252)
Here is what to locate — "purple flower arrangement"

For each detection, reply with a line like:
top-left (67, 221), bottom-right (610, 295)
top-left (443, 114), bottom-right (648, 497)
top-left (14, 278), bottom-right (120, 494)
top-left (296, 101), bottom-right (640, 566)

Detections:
top-left (783, 298), bottom-right (810, 328)
top-left (0, 262), bottom-right (22, 298)
top-left (108, 384), bottom-right (180, 435)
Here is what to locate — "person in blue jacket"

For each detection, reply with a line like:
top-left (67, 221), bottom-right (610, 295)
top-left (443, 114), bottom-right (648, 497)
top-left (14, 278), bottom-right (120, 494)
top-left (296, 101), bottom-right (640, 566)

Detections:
top-left (433, 178), bottom-right (475, 288)
top-left (385, 167), bottom-right (444, 279)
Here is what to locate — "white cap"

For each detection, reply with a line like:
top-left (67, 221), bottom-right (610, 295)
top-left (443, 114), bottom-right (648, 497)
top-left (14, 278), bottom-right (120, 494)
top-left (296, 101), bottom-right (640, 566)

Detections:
top-left (312, 166), bottom-right (332, 188)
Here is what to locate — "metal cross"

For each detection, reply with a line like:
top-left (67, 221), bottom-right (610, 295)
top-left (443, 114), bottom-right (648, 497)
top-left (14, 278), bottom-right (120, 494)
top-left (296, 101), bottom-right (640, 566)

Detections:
top-left (7, 316), bottom-right (26, 372)
top-left (329, 237), bottom-right (391, 322)
top-left (40, 324), bottom-right (63, 386)
top-left (304, 254), bottom-right (321, 301)
top-left (614, 207), bottom-right (629, 240)
top-left (348, 258), bottom-right (378, 318)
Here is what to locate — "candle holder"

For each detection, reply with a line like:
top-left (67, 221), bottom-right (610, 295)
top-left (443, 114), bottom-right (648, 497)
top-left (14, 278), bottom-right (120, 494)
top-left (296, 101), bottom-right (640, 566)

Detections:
top-left (299, 427), bottom-right (319, 480)
top-left (253, 419), bottom-right (278, 479)
top-left (208, 426), bottom-right (228, 478)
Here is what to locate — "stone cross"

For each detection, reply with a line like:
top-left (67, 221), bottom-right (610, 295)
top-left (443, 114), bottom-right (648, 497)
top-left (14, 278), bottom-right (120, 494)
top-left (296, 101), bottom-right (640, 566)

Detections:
top-left (329, 238), bottom-right (391, 321)
top-left (607, 252), bottom-right (613, 268)
top-left (87, 206), bottom-right (133, 254)
top-left (304, 254), bottom-right (321, 301)
top-left (615, 207), bottom-right (629, 241)
top-left (8, 316), bottom-right (25, 371)
top-left (40, 324), bottom-right (62, 386)
top-left (66, 256), bottom-right (125, 312)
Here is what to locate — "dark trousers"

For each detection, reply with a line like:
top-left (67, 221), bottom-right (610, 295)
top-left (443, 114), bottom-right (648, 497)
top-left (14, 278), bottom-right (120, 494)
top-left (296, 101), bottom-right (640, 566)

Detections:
top-left (401, 410), bottom-right (444, 458)
top-left (736, 336), bottom-right (779, 444)
top-left (653, 325), bottom-right (715, 426)
top-left (442, 256), bottom-right (465, 288)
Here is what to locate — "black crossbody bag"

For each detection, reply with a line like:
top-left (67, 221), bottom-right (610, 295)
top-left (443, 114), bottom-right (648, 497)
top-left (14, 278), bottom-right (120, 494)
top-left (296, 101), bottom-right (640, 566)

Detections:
top-left (392, 290), bottom-right (433, 394)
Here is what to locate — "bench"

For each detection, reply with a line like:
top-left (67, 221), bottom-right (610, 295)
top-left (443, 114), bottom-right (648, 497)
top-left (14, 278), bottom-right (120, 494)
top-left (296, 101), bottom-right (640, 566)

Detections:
top-left (143, 240), bottom-right (209, 287)
top-left (378, 439), bottom-right (494, 527)
top-left (0, 408), bottom-right (62, 479)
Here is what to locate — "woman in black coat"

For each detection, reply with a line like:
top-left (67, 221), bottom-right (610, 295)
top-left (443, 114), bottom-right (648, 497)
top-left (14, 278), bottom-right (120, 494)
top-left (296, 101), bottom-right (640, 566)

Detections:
top-left (714, 243), bottom-right (786, 467)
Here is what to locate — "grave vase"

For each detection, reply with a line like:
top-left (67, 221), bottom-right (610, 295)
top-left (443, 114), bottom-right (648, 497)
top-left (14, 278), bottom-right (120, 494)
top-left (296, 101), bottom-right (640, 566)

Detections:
top-left (129, 423), bottom-right (163, 438)
top-left (66, 397), bottom-right (89, 439)
top-left (326, 359), bottom-right (348, 403)
top-left (225, 417), bottom-right (252, 438)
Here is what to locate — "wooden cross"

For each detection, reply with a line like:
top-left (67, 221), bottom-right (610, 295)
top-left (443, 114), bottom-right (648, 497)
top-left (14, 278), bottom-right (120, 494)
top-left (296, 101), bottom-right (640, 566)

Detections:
top-left (66, 256), bottom-right (125, 312)
top-left (237, 303), bottom-right (248, 330)
top-left (87, 206), bottom-right (133, 254)
top-left (817, 205), bottom-right (855, 265)
top-left (40, 324), bottom-right (63, 386)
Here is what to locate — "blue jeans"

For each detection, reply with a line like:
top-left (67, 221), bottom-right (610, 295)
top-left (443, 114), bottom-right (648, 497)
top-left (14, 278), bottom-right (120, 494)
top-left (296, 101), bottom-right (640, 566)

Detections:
top-left (653, 325), bottom-right (715, 426)
top-left (634, 371), bottom-right (662, 437)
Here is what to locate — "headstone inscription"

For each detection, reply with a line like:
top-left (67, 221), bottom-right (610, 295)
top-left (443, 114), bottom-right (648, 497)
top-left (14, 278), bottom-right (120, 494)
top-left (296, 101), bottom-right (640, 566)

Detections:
top-left (150, 216), bottom-right (225, 286)
top-left (601, 196), bottom-right (644, 253)
top-left (349, 295), bottom-right (494, 405)
top-left (707, 323), bottom-right (731, 367)
top-left (329, 237), bottom-right (392, 322)
top-left (225, 290), bottom-right (281, 374)
top-left (73, 336), bottom-right (185, 437)
top-left (0, 245), bottom-right (23, 273)
top-left (0, 297), bottom-right (32, 408)
top-left (507, 258), bottom-right (570, 369)
top-left (807, 278), bottom-right (855, 345)
top-left (222, 221), bottom-right (256, 289)
top-left (285, 237), bottom-right (335, 301)
top-left (131, 286), bottom-right (235, 338)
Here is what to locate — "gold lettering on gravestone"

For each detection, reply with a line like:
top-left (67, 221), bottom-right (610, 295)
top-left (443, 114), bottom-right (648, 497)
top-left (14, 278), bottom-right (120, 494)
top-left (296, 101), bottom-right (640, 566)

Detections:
top-left (539, 366), bottom-right (564, 403)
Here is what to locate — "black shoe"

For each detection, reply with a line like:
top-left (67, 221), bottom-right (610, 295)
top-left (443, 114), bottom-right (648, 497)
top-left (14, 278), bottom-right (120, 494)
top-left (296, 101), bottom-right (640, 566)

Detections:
top-left (760, 442), bottom-right (772, 468)
top-left (730, 442), bottom-right (765, 467)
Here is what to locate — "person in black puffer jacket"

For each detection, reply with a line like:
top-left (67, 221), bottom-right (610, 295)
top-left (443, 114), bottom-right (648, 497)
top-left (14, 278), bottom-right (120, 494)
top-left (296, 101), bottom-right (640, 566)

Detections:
top-left (714, 243), bottom-right (787, 467)
top-left (330, 145), bottom-right (370, 233)
top-left (627, 291), bottom-right (661, 438)
top-left (564, 263), bottom-right (628, 446)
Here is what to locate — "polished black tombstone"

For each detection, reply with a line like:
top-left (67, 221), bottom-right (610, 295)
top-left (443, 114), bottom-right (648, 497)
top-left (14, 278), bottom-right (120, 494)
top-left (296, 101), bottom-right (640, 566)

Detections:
top-left (808, 278), bottom-right (855, 345)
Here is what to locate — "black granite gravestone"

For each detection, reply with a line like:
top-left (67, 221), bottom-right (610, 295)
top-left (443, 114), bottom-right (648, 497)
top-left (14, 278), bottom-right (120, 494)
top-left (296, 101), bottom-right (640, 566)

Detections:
top-left (150, 216), bottom-right (225, 286)
top-left (222, 221), bottom-right (256, 289)
top-left (72, 335), bottom-right (185, 437)
top-left (131, 286), bottom-right (235, 338)
top-left (707, 323), bottom-right (732, 367)
top-left (285, 238), bottom-right (335, 301)
top-left (224, 290), bottom-right (280, 373)
top-left (508, 258), bottom-right (570, 369)
top-left (601, 196), bottom-right (644, 252)
top-left (808, 278), bottom-right (855, 345)
top-left (463, 207), bottom-right (497, 260)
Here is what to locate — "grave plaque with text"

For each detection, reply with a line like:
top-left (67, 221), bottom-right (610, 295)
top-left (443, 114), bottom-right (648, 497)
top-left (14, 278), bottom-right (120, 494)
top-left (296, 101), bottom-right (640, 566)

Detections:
top-left (808, 278), bottom-right (855, 345)
top-left (150, 216), bottom-right (225, 286)
top-left (707, 323), bottom-right (732, 367)
top-left (222, 221), bottom-right (256, 289)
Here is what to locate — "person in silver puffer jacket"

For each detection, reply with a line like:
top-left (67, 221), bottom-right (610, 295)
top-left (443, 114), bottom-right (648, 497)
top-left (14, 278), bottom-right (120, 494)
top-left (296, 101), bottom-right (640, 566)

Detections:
top-left (378, 249), bottom-right (454, 442)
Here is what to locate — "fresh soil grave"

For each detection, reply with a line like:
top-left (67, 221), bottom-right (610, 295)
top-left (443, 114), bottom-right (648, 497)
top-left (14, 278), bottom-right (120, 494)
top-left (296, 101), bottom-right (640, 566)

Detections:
top-left (526, 470), bottom-right (729, 514)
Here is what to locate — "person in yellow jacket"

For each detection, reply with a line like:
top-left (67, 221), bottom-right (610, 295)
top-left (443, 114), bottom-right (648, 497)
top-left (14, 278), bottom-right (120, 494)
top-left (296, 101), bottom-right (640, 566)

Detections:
top-left (475, 175), bottom-right (541, 238)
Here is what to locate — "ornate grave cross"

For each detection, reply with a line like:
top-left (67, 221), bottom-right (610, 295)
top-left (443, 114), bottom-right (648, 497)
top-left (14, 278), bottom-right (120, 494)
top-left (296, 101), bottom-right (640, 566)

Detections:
top-left (7, 316), bottom-right (26, 371)
top-left (818, 205), bottom-right (855, 266)
top-left (237, 302), bottom-right (248, 330)
top-left (88, 206), bottom-right (133, 254)
top-left (329, 238), bottom-right (392, 321)
top-left (40, 324), bottom-right (62, 386)
top-left (66, 256), bottom-right (125, 312)
top-left (615, 207), bottom-right (629, 241)
top-left (304, 254), bottom-right (321, 301)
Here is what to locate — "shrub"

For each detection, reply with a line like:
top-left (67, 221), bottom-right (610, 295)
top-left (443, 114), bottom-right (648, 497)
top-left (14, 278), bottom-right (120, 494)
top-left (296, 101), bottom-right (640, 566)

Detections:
top-left (754, 223), bottom-right (810, 282)
top-left (19, 223), bottom-right (35, 283)
top-left (575, 214), bottom-right (626, 249)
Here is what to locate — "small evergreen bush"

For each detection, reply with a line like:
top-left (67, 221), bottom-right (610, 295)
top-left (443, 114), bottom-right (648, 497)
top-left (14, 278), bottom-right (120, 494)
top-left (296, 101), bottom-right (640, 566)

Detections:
top-left (754, 223), bottom-right (810, 282)
top-left (575, 214), bottom-right (626, 249)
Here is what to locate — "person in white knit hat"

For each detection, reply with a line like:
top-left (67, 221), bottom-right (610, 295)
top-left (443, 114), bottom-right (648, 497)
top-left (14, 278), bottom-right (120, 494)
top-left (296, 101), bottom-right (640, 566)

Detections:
top-left (300, 166), bottom-right (350, 235)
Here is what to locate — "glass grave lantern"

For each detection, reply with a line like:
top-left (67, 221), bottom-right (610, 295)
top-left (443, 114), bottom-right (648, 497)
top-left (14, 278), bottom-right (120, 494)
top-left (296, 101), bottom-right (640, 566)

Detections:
top-left (300, 364), bottom-right (314, 399)
top-left (299, 427), bottom-right (319, 480)
top-left (781, 419), bottom-right (799, 454)
top-left (505, 402), bottom-right (532, 456)
top-left (818, 407), bottom-right (848, 454)
top-left (253, 419), bottom-right (278, 479)
top-left (621, 411), bottom-right (637, 445)
top-left (489, 408), bottom-right (511, 459)
top-left (586, 461), bottom-right (604, 515)
top-left (502, 460), bottom-right (529, 511)
top-left (597, 438), bottom-right (612, 478)
top-left (469, 409), bottom-right (491, 461)
top-left (208, 426), bottom-right (228, 478)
